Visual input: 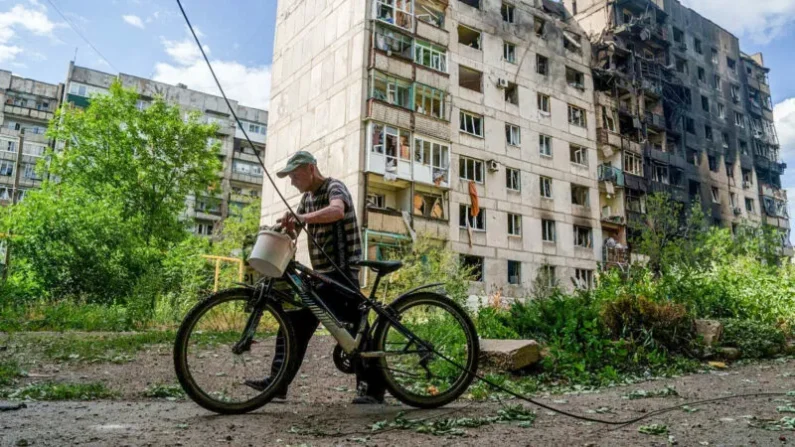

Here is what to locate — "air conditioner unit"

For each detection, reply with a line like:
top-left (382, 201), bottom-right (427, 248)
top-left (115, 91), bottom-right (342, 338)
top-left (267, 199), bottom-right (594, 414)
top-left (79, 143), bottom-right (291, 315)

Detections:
top-left (487, 159), bottom-right (500, 172)
top-left (733, 207), bottom-right (742, 215)
top-left (497, 78), bottom-right (509, 89)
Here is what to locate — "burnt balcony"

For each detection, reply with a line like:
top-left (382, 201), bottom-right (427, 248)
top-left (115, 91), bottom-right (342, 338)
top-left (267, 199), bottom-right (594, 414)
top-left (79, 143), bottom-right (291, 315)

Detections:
top-left (598, 165), bottom-right (625, 187)
top-left (645, 111), bottom-right (665, 130)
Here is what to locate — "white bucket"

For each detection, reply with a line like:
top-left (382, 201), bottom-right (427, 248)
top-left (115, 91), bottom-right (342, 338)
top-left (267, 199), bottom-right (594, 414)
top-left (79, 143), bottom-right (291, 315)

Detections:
top-left (248, 230), bottom-right (297, 277)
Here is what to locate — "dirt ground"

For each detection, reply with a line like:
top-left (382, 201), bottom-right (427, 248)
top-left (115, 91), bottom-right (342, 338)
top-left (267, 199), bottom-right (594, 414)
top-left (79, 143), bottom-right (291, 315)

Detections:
top-left (1, 333), bottom-right (794, 447)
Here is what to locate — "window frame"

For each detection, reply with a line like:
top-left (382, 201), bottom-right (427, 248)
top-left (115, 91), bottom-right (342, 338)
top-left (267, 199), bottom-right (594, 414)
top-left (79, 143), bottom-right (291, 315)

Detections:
top-left (542, 219), bottom-right (556, 242)
top-left (540, 176), bottom-right (553, 199)
top-left (459, 110), bottom-right (484, 137)
top-left (507, 213), bottom-right (522, 236)
top-left (414, 39), bottom-right (448, 73)
top-left (573, 225), bottom-right (593, 248)
top-left (568, 104), bottom-right (586, 127)
top-left (458, 156), bottom-right (484, 183)
top-left (539, 134), bottom-right (552, 157)
top-left (505, 123), bottom-right (521, 146)
top-left (459, 204), bottom-right (486, 231)
top-left (506, 167), bottom-right (521, 191)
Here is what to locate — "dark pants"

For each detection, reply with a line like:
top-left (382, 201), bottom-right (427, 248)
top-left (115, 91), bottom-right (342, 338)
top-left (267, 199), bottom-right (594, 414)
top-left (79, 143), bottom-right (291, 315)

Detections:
top-left (269, 270), bottom-right (386, 399)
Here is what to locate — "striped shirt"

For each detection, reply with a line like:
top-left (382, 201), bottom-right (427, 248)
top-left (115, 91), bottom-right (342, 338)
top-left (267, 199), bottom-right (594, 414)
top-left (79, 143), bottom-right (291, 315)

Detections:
top-left (297, 178), bottom-right (361, 274)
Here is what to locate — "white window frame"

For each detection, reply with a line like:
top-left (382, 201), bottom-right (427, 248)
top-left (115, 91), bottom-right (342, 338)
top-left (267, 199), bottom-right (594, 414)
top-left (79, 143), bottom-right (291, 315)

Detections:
top-left (624, 152), bottom-right (643, 176)
top-left (574, 269), bottom-right (593, 289)
top-left (0, 160), bottom-right (14, 176)
top-left (501, 2), bottom-right (516, 23)
top-left (718, 103), bottom-right (726, 120)
top-left (1, 138), bottom-right (17, 153)
top-left (568, 104), bottom-right (586, 127)
top-left (540, 265), bottom-right (556, 288)
top-left (542, 219), bottom-right (556, 242)
top-left (414, 136), bottom-right (450, 170)
top-left (414, 83), bottom-right (447, 120)
top-left (569, 145), bottom-right (588, 166)
top-left (735, 112), bottom-right (745, 128)
top-left (507, 213), bottom-right (521, 236)
top-left (233, 160), bottom-right (264, 176)
top-left (371, 71), bottom-right (412, 109)
top-left (460, 110), bottom-right (484, 137)
top-left (503, 41), bottom-right (516, 63)
top-left (653, 164), bottom-right (669, 184)
top-left (539, 134), bottom-right (552, 157)
top-left (374, 0), bottom-right (413, 31)
top-left (711, 187), bottom-right (720, 204)
top-left (506, 167), bottom-right (521, 191)
top-left (537, 93), bottom-right (550, 114)
top-left (459, 204), bottom-right (486, 231)
top-left (745, 197), bottom-right (754, 213)
top-left (505, 123), bottom-right (521, 146)
top-left (459, 156), bottom-right (484, 183)
top-left (414, 40), bottom-right (448, 73)
top-left (571, 184), bottom-right (590, 207)
top-left (540, 176), bottom-right (552, 198)
top-left (573, 225), bottom-right (593, 248)
top-left (22, 163), bottom-right (38, 180)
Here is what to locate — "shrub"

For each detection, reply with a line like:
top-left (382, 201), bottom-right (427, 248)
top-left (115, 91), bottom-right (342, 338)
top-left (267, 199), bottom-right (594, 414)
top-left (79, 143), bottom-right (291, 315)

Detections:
top-left (720, 318), bottom-right (786, 358)
top-left (600, 295), bottom-right (694, 354)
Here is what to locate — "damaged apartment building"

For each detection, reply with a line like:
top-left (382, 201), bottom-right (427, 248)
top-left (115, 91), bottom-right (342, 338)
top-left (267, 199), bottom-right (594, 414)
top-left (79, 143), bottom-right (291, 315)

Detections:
top-left (63, 63), bottom-right (268, 238)
top-left (264, 0), bottom-right (602, 294)
top-left (565, 0), bottom-right (791, 264)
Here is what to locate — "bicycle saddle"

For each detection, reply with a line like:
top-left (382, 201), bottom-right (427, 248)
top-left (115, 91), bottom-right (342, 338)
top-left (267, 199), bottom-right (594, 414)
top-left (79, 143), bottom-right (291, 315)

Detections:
top-left (352, 260), bottom-right (403, 274)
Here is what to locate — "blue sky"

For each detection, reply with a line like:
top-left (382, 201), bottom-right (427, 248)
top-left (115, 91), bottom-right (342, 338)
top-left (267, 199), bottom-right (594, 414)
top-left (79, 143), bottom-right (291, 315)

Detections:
top-left (0, 0), bottom-right (793, 240)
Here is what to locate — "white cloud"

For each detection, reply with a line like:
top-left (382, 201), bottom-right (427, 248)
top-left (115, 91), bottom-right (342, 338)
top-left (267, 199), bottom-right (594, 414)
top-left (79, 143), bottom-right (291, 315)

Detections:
top-left (0, 44), bottom-right (22, 63)
top-left (775, 98), bottom-right (795, 165)
top-left (680, 0), bottom-right (795, 44)
top-left (122, 14), bottom-right (144, 29)
top-left (0, 3), bottom-right (56, 63)
top-left (160, 35), bottom-right (209, 65)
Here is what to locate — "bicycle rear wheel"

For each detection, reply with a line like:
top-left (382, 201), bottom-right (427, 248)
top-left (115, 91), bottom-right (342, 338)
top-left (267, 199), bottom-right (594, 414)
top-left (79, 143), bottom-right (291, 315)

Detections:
top-left (173, 288), bottom-right (297, 414)
top-left (372, 292), bottom-right (479, 409)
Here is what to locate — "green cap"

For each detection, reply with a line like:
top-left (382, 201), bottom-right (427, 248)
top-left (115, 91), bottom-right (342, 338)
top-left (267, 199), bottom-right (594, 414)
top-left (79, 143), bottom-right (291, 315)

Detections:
top-left (276, 150), bottom-right (317, 178)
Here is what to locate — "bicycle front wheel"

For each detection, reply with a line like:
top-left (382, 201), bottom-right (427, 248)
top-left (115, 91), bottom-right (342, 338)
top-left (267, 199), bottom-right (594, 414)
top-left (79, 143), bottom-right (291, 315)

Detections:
top-left (372, 292), bottom-right (479, 409)
top-left (173, 288), bottom-right (297, 414)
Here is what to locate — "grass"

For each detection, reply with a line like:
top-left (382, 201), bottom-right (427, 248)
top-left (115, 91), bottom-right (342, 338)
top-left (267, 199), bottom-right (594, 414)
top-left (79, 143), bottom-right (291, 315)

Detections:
top-left (143, 383), bottom-right (186, 400)
top-left (0, 360), bottom-right (25, 387)
top-left (1, 382), bottom-right (115, 401)
top-left (33, 331), bottom-right (177, 363)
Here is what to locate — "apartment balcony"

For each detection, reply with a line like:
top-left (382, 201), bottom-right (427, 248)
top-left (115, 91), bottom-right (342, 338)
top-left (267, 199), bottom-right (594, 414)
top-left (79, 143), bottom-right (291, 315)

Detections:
top-left (644, 111), bottom-right (665, 130)
top-left (230, 172), bottom-right (263, 185)
top-left (366, 207), bottom-right (410, 236)
top-left (596, 128), bottom-right (642, 153)
top-left (748, 100), bottom-right (762, 117)
top-left (416, 19), bottom-right (449, 47)
top-left (602, 245), bottom-right (630, 270)
top-left (3, 104), bottom-right (54, 122)
top-left (761, 183), bottom-right (787, 201)
top-left (641, 78), bottom-right (663, 97)
top-left (598, 165), bottom-right (625, 187)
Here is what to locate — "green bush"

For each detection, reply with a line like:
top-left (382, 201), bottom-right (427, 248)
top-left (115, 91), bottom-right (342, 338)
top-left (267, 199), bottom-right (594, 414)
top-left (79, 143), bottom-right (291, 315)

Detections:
top-left (600, 295), bottom-right (694, 354)
top-left (720, 318), bottom-right (786, 358)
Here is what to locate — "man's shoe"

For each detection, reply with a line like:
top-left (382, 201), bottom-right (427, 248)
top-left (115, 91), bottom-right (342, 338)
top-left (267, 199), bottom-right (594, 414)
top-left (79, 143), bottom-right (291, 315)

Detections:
top-left (244, 377), bottom-right (287, 400)
top-left (351, 395), bottom-right (384, 405)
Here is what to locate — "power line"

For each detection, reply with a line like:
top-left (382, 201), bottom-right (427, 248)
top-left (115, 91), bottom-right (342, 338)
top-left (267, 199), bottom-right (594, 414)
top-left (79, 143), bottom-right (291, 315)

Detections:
top-left (45, 0), bottom-right (119, 73)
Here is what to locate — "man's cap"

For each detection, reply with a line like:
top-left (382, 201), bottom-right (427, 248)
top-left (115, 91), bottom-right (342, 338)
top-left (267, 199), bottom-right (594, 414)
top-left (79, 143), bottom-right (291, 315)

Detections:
top-left (276, 151), bottom-right (317, 178)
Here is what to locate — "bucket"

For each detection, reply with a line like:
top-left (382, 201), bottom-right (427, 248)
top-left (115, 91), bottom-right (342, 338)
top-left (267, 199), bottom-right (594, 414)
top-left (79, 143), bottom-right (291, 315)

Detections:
top-left (248, 230), bottom-right (296, 277)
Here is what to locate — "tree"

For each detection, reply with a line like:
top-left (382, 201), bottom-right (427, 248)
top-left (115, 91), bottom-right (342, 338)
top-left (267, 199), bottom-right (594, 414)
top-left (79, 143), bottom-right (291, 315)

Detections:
top-left (46, 80), bottom-right (222, 246)
top-left (212, 200), bottom-right (261, 259)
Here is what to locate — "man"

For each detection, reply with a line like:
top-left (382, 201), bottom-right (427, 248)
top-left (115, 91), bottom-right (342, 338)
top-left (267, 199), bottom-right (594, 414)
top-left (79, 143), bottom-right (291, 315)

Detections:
top-left (245, 150), bottom-right (386, 405)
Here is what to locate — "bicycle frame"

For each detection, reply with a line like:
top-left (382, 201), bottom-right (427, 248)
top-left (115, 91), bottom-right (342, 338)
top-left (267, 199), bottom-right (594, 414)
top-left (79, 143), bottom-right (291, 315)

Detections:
top-left (241, 260), bottom-right (443, 358)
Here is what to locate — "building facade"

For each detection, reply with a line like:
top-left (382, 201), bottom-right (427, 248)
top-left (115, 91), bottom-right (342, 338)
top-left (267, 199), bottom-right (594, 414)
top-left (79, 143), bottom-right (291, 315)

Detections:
top-left (62, 63), bottom-right (268, 237)
top-left (265, 0), bottom-right (604, 294)
top-left (0, 70), bottom-right (63, 205)
top-left (566, 0), bottom-right (791, 261)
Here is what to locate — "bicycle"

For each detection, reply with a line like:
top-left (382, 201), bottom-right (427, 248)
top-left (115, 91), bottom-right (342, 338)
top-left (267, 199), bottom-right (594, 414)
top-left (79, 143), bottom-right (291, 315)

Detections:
top-left (173, 255), bottom-right (480, 414)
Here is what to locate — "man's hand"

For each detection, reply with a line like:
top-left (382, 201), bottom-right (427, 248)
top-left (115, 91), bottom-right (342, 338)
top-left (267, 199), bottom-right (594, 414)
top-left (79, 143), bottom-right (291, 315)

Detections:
top-left (277, 211), bottom-right (305, 233)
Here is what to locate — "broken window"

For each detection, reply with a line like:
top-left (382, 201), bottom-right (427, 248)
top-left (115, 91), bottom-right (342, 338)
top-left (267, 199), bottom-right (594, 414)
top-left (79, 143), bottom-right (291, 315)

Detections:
top-left (722, 132), bottom-right (730, 148)
top-left (742, 169), bottom-right (752, 186)
top-left (507, 214), bottom-right (521, 236)
top-left (671, 168), bottom-right (684, 186)
top-left (458, 25), bottom-right (481, 49)
top-left (538, 93), bottom-right (551, 114)
top-left (673, 27), bottom-right (684, 43)
top-left (566, 67), bottom-right (585, 89)
top-left (534, 16), bottom-right (547, 36)
top-left (735, 112), bottom-right (745, 128)
top-left (414, 40), bottom-right (447, 72)
top-left (367, 193), bottom-right (386, 209)
top-left (708, 155), bottom-right (717, 171)
top-left (540, 176), bottom-right (552, 198)
top-left (461, 255), bottom-right (484, 281)
top-left (542, 220), bottom-right (556, 242)
top-left (701, 95), bottom-right (709, 113)
top-left (374, 0), bottom-right (413, 31)
top-left (601, 106), bottom-right (616, 131)
top-left (415, 0), bottom-right (445, 27)
top-left (624, 152), bottom-right (643, 176)
top-left (414, 84), bottom-right (446, 120)
top-left (501, 2), bottom-right (515, 23)
top-left (414, 136), bottom-right (449, 183)
top-left (653, 164), bottom-right (669, 184)
top-left (571, 184), bottom-right (590, 206)
top-left (506, 167), bottom-right (521, 191)
top-left (698, 67), bottom-right (705, 83)
top-left (539, 134), bottom-right (552, 157)
top-left (568, 104), bottom-right (586, 127)
top-left (232, 160), bottom-right (263, 176)
top-left (536, 54), bottom-right (549, 75)
top-left (718, 103), bottom-right (726, 119)
top-left (687, 148), bottom-right (699, 165)
top-left (685, 117), bottom-right (695, 134)
top-left (740, 140), bottom-right (748, 154)
top-left (713, 75), bottom-right (721, 91)
top-left (694, 38), bottom-right (702, 54)
top-left (563, 32), bottom-right (582, 54)
top-left (507, 260), bottom-right (521, 284)
top-left (370, 123), bottom-right (411, 171)
top-left (503, 41), bottom-right (516, 63)
top-left (374, 25), bottom-right (413, 59)
top-left (711, 48), bottom-right (719, 65)
top-left (704, 125), bottom-right (713, 141)
top-left (573, 225), bottom-right (592, 248)
top-left (574, 269), bottom-right (593, 289)
top-left (371, 71), bottom-right (411, 108)
top-left (459, 110), bottom-right (483, 137)
top-left (675, 57), bottom-right (688, 74)
top-left (459, 156), bottom-right (484, 183)
top-left (711, 187), bottom-right (720, 203)
top-left (459, 65), bottom-right (482, 92)
top-left (727, 57), bottom-right (736, 72)
top-left (459, 204), bottom-right (485, 230)
top-left (505, 124), bottom-right (521, 146)
top-left (504, 82), bottom-right (518, 105)
top-left (745, 197), bottom-right (754, 213)
top-left (570, 145), bottom-right (588, 166)
top-left (413, 191), bottom-right (445, 219)
top-left (458, 0), bottom-right (480, 9)
top-left (731, 84), bottom-right (740, 103)
top-left (626, 189), bottom-right (646, 213)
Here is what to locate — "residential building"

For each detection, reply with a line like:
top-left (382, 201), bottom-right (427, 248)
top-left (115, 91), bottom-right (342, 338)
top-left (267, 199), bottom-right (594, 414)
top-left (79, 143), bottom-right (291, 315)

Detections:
top-left (565, 0), bottom-right (791, 265)
top-left (0, 70), bottom-right (63, 205)
top-left (264, 0), bottom-right (602, 294)
top-left (62, 63), bottom-right (268, 237)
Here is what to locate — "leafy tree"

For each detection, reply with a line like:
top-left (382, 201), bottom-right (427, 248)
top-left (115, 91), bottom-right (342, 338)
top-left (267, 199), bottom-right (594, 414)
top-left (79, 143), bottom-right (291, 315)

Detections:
top-left (212, 200), bottom-right (261, 259)
top-left (46, 80), bottom-right (222, 246)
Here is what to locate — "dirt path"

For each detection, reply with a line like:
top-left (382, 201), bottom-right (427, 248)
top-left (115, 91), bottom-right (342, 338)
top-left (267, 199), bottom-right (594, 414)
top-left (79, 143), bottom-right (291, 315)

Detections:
top-left (2, 334), bottom-right (795, 446)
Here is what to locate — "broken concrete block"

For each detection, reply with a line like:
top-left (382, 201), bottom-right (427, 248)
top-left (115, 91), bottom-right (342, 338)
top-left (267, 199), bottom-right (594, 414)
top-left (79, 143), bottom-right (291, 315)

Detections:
top-left (716, 347), bottom-right (741, 360)
top-left (694, 319), bottom-right (723, 347)
top-left (479, 339), bottom-right (540, 371)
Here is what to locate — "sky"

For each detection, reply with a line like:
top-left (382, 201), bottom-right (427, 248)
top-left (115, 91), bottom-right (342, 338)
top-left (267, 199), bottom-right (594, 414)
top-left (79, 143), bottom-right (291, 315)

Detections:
top-left (0, 0), bottom-right (793, 240)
